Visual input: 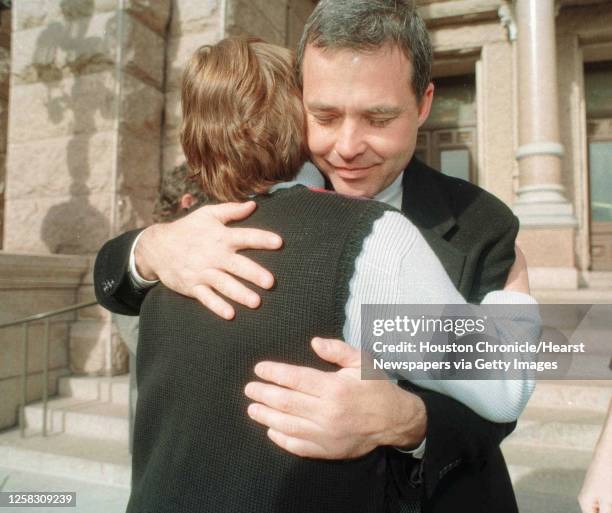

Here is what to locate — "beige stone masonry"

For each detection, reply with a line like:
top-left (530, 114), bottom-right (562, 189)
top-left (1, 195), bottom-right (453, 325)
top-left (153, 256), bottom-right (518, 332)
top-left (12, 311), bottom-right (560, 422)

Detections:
top-left (429, 21), bottom-right (507, 53)
top-left (226, 0), bottom-right (286, 45)
top-left (168, 0), bottom-right (221, 37)
top-left (12, 11), bottom-right (165, 90)
top-left (15, 0), bottom-right (170, 36)
top-left (476, 41), bottom-right (515, 205)
top-left (419, 0), bottom-right (504, 25)
top-left (3, 193), bottom-right (113, 254)
top-left (0, 9), bottom-right (9, 250)
top-left (0, 253), bottom-right (92, 429)
top-left (8, 70), bottom-right (163, 144)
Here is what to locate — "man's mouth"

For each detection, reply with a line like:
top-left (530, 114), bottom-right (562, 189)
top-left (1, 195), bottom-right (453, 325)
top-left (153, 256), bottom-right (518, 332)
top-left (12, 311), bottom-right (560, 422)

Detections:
top-left (331, 165), bottom-right (377, 179)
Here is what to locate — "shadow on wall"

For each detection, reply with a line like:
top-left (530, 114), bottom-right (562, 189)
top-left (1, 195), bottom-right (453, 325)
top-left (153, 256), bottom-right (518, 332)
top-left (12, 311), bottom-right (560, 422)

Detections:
top-left (36, 0), bottom-right (110, 254)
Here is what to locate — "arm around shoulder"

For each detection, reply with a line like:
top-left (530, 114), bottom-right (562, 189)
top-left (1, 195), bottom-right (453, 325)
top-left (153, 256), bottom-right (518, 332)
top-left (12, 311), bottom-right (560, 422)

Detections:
top-left (94, 228), bottom-right (148, 316)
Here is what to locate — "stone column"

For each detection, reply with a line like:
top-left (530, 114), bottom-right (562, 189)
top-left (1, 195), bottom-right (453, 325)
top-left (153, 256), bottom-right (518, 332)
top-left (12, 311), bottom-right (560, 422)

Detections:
top-left (0, 8), bottom-right (9, 249)
top-left (3, 0), bottom-right (171, 374)
top-left (4, 0), bottom-right (170, 254)
top-left (514, 0), bottom-right (577, 288)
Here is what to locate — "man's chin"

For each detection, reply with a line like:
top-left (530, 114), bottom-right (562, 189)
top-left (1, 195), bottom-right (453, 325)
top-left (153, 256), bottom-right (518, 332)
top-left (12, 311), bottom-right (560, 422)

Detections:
top-left (331, 181), bottom-right (376, 199)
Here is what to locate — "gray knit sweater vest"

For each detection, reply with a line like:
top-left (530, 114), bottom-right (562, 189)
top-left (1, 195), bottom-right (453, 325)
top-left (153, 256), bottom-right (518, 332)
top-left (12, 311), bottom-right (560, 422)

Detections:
top-left (127, 186), bottom-right (394, 513)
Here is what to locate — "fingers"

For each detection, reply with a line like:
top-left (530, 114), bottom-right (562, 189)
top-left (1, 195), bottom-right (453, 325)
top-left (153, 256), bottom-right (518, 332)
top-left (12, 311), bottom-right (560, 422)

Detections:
top-left (244, 381), bottom-right (318, 418)
top-left (202, 269), bottom-right (261, 309)
top-left (254, 362), bottom-right (328, 397)
top-left (227, 227), bottom-right (283, 251)
top-left (247, 403), bottom-right (321, 440)
top-left (266, 428), bottom-right (327, 458)
top-left (191, 284), bottom-right (235, 320)
top-left (207, 201), bottom-right (258, 224)
top-left (225, 254), bottom-right (275, 289)
top-left (311, 337), bottom-right (362, 368)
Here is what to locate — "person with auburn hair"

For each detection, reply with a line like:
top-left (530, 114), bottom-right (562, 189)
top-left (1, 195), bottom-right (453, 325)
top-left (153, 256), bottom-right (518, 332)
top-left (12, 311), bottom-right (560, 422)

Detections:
top-left (123, 37), bottom-right (538, 513)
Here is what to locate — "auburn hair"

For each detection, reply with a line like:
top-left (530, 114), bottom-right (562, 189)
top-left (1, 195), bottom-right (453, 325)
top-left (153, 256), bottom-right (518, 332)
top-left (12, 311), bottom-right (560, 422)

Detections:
top-left (180, 37), bottom-right (307, 202)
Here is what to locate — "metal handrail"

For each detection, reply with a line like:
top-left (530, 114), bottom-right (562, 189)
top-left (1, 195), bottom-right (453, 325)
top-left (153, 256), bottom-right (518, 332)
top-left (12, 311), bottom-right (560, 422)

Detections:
top-left (0, 301), bottom-right (98, 329)
top-left (0, 300), bottom-right (99, 438)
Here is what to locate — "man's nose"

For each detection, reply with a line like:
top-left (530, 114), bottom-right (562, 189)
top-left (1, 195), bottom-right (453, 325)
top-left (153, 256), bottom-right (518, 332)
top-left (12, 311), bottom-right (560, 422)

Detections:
top-left (334, 121), bottom-right (366, 161)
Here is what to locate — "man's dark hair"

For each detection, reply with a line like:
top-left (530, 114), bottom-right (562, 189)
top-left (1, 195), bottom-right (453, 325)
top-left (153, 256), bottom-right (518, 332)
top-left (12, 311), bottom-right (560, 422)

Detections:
top-left (153, 163), bottom-right (207, 223)
top-left (296, 0), bottom-right (433, 100)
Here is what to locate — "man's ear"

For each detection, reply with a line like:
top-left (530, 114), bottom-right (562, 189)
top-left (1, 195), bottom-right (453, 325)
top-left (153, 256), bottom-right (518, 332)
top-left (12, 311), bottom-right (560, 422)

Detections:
top-left (180, 193), bottom-right (198, 210)
top-left (417, 82), bottom-right (434, 128)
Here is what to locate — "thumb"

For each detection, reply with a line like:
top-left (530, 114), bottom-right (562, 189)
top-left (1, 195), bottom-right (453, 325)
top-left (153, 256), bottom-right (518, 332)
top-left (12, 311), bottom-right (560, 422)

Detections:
top-left (208, 201), bottom-right (257, 224)
top-left (311, 337), bottom-right (361, 368)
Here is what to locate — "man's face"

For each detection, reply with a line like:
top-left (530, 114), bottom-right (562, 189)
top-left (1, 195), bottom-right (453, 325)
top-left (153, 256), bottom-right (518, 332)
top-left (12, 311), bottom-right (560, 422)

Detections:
top-left (302, 44), bottom-right (434, 198)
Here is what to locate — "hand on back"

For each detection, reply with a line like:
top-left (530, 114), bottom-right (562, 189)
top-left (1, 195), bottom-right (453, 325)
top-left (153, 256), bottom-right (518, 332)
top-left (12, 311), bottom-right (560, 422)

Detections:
top-left (135, 201), bottom-right (282, 319)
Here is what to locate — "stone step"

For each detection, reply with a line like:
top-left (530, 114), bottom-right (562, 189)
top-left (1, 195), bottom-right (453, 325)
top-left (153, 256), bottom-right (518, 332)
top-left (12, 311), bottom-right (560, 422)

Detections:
top-left (0, 428), bottom-right (130, 488)
top-left (580, 272), bottom-right (612, 290)
top-left (24, 397), bottom-right (129, 443)
top-left (503, 445), bottom-right (591, 494)
top-left (58, 375), bottom-right (130, 406)
top-left (534, 288), bottom-right (612, 304)
top-left (529, 381), bottom-right (612, 412)
top-left (514, 490), bottom-right (580, 513)
top-left (506, 406), bottom-right (605, 452)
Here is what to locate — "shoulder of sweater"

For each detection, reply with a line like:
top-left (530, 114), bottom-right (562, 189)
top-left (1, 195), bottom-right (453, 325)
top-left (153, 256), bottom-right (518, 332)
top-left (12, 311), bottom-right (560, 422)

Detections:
top-left (357, 211), bottom-right (421, 264)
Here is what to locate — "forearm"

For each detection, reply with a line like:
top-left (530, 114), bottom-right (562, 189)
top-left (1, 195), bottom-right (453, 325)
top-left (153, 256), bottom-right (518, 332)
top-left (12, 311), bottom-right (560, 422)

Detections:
top-left (382, 387), bottom-right (428, 449)
top-left (94, 229), bottom-right (149, 315)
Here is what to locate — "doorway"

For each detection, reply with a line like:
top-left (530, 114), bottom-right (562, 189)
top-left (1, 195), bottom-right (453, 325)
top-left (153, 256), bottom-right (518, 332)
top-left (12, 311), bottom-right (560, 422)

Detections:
top-left (585, 61), bottom-right (612, 270)
top-left (416, 74), bottom-right (477, 184)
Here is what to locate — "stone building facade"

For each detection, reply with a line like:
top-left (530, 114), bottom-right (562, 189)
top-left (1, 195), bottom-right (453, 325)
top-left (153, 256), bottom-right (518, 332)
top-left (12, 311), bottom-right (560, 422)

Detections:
top-left (0, 0), bottom-right (611, 379)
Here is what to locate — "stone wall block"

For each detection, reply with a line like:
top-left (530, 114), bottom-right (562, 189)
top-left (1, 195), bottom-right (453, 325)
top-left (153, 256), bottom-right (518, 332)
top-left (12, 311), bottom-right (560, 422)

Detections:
top-left (14, 0), bottom-right (118, 32)
top-left (8, 72), bottom-right (117, 143)
top-left (162, 143), bottom-right (186, 174)
top-left (9, 72), bottom-right (161, 144)
top-left (69, 319), bottom-right (128, 375)
top-left (163, 88), bottom-right (181, 146)
top-left (0, 103), bottom-right (7, 153)
top-left (6, 131), bottom-right (115, 200)
top-left (250, 0), bottom-right (287, 36)
top-left (165, 26), bottom-right (220, 91)
top-left (115, 193), bottom-right (157, 233)
top-left (227, 0), bottom-right (284, 45)
top-left (77, 285), bottom-right (109, 321)
top-left (122, 14), bottom-right (166, 89)
top-left (117, 132), bottom-right (161, 191)
top-left (0, 323), bottom-right (69, 380)
top-left (0, 46), bottom-right (9, 96)
top-left (0, 291), bottom-right (81, 323)
top-left (289, 0), bottom-right (314, 25)
top-left (11, 12), bottom-right (119, 86)
top-left (170, 0), bottom-right (220, 37)
top-left (0, 370), bottom-right (69, 430)
top-left (125, 0), bottom-right (172, 36)
top-left (119, 73), bottom-right (164, 138)
top-left (3, 192), bottom-right (112, 254)
top-left (12, 11), bottom-right (165, 89)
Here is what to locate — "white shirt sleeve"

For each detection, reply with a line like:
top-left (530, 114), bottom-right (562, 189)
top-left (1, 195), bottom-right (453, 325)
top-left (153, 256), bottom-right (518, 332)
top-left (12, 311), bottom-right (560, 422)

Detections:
top-left (128, 231), bottom-right (160, 290)
top-left (343, 210), bottom-right (538, 428)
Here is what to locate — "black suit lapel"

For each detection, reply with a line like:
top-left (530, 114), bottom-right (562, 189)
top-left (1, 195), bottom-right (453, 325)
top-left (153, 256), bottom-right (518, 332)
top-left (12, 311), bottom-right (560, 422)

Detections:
top-left (401, 158), bottom-right (467, 291)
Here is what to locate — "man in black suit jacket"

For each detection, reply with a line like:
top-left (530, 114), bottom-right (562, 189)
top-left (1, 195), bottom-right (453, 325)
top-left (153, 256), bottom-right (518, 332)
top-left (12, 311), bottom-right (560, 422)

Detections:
top-left (95, 2), bottom-right (527, 512)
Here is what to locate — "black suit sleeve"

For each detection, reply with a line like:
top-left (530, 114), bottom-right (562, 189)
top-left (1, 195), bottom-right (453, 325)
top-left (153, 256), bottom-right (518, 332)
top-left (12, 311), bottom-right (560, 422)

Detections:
top-left (398, 215), bottom-right (520, 502)
top-left (94, 229), bottom-right (149, 316)
top-left (468, 214), bottom-right (519, 304)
